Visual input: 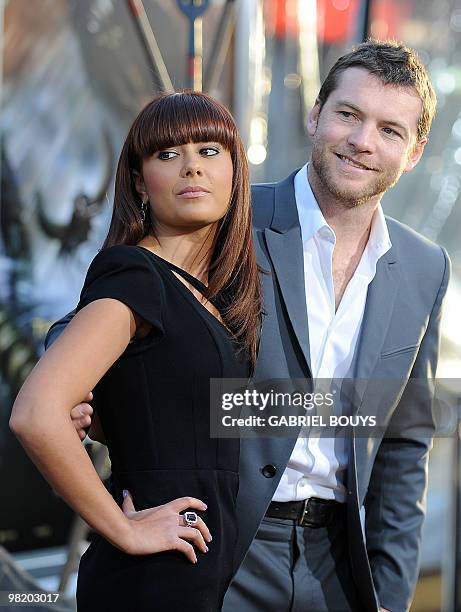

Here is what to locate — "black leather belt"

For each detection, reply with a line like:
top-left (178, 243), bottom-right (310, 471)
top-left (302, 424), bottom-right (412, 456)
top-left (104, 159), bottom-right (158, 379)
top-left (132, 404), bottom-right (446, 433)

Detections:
top-left (266, 498), bottom-right (344, 528)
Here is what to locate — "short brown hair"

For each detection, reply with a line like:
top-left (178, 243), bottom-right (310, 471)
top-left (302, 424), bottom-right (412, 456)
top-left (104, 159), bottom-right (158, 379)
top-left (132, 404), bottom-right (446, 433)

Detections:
top-left (317, 39), bottom-right (437, 141)
top-left (103, 92), bottom-right (262, 369)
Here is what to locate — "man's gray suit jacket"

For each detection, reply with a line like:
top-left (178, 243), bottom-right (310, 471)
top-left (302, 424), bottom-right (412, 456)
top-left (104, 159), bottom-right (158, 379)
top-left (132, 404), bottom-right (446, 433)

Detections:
top-left (45, 170), bottom-right (450, 612)
top-left (241, 170), bottom-right (450, 612)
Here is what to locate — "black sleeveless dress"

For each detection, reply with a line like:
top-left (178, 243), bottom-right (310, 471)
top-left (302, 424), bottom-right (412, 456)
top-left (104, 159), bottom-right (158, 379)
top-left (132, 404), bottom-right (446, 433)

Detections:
top-left (74, 245), bottom-right (249, 612)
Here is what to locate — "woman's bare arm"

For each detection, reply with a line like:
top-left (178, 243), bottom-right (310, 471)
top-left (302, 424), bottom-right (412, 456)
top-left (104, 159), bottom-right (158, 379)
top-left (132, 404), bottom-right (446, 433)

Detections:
top-left (9, 299), bottom-right (210, 559)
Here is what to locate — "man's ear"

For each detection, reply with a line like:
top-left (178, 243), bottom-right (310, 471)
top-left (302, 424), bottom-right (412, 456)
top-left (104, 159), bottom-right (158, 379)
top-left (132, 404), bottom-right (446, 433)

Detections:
top-left (133, 170), bottom-right (146, 197)
top-left (307, 99), bottom-right (322, 137)
top-left (404, 138), bottom-right (427, 173)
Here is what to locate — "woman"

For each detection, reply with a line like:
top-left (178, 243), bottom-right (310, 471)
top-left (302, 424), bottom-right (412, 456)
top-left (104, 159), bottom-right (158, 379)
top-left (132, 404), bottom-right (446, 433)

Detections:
top-left (10, 91), bottom-right (262, 611)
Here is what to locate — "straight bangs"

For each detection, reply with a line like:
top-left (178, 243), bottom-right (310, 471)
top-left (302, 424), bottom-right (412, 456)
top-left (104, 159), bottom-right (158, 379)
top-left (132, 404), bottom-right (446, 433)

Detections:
top-left (130, 92), bottom-right (238, 163)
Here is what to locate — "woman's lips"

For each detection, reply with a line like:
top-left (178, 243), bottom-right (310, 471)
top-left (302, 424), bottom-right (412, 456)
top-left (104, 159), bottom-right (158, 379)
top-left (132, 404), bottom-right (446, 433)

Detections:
top-left (176, 186), bottom-right (211, 198)
top-left (176, 190), bottom-right (211, 199)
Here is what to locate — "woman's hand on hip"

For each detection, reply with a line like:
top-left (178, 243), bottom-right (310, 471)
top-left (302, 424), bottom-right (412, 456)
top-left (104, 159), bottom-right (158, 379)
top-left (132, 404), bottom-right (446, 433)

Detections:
top-left (120, 491), bottom-right (212, 563)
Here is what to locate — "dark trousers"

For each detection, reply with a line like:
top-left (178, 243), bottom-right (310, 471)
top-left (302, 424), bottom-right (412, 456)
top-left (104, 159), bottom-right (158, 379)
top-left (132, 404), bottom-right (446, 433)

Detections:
top-left (223, 513), bottom-right (363, 612)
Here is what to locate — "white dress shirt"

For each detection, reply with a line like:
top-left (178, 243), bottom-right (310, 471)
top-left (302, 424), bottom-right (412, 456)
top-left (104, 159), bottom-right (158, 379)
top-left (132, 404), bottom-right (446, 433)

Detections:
top-left (273, 164), bottom-right (391, 503)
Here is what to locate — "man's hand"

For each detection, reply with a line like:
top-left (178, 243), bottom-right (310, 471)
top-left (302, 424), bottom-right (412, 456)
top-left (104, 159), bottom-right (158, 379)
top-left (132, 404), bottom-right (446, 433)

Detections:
top-left (70, 392), bottom-right (93, 440)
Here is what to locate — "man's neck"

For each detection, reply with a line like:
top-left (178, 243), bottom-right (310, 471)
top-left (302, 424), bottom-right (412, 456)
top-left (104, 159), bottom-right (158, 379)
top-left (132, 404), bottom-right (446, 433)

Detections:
top-left (306, 164), bottom-right (381, 310)
top-left (307, 164), bottom-right (379, 246)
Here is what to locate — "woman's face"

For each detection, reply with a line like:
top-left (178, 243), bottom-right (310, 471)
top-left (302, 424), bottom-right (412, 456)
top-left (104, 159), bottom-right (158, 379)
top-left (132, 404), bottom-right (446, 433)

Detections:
top-left (135, 141), bottom-right (233, 232)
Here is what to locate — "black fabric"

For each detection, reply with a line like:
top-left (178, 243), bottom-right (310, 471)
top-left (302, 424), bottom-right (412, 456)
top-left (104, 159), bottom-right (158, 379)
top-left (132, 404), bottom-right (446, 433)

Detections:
top-left (266, 498), bottom-right (344, 527)
top-left (75, 245), bottom-right (249, 612)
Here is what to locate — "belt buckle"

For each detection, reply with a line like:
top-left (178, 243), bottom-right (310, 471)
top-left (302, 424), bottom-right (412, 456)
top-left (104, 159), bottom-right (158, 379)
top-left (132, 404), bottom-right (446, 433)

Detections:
top-left (299, 498), bottom-right (315, 527)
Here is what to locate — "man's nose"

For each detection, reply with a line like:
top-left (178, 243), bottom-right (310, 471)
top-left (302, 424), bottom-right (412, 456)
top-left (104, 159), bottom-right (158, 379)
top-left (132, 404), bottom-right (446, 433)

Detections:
top-left (347, 123), bottom-right (376, 153)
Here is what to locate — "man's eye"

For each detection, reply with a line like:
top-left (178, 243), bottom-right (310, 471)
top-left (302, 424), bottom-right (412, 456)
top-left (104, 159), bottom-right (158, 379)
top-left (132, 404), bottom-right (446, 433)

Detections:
top-left (158, 151), bottom-right (178, 160)
top-left (382, 127), bottom-right (399, 137)
top-left (200, 147), bottom-right (220, 156)
top-left (338, 111), bottom-right (354, 119)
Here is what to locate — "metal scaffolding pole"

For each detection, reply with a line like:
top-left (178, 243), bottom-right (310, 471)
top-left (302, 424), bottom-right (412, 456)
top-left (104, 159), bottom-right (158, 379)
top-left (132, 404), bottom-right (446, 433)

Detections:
top-left (204, 0), bottom-right (236, 95)
top-left (233, 0), bottom-right (259, 146)
top-left (176, 0), bottom-right (210, 91)
top-left (126, 0), bottom-right (174, 92)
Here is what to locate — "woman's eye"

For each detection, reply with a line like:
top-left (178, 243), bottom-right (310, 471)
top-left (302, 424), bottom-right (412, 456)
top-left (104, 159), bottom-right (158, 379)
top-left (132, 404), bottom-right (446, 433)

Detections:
top-left (200, 147), bottom-right (220, 156)
top-left (158, 151), bottom-right (178, 160)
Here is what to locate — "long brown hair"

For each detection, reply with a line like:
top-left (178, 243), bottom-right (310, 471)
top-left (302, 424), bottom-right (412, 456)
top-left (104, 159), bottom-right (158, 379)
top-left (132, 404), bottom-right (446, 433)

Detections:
top-left (102, 91), bottom-right (262, 369)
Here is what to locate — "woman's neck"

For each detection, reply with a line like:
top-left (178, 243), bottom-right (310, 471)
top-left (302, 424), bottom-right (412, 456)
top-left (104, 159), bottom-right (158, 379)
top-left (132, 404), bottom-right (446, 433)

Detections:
top-left (137, 225), bottom-right (217, 283)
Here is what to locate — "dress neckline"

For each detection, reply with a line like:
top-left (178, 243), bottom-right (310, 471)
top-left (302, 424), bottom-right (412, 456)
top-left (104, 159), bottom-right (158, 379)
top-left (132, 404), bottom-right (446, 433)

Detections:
top-left (135, 246), bottom-right (208, 293)
top-left (134, 245), bottom-right (232, 336)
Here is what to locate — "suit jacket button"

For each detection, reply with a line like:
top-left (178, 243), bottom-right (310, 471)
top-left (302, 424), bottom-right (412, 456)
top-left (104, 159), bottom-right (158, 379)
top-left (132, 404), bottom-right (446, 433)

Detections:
top-left (262, 464), bottom-right (277, 478)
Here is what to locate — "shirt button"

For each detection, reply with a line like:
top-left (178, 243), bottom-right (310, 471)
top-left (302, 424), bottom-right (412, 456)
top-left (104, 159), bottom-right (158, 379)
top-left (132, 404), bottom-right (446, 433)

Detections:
top-left (261, 464), bottom-right (277, 478)
top-left (299, 478), bottom-right (308, 487)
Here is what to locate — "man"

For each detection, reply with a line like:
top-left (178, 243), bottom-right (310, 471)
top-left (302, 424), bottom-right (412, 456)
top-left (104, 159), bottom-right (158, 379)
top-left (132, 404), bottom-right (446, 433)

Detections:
top-left (48, 40), bottom-right (449, 611)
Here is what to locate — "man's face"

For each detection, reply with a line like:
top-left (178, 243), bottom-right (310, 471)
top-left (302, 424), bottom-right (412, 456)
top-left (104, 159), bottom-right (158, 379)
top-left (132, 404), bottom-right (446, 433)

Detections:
top-left (307, 67), bottom-right (427, 207)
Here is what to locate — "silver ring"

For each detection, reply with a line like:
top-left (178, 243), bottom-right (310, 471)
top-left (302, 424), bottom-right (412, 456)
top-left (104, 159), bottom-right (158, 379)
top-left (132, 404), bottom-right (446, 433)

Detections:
top-left (183, 511), bottom-right (198, 527)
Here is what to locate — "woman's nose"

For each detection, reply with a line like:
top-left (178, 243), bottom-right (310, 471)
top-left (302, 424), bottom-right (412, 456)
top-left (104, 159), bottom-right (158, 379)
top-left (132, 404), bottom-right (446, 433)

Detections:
top-left (180, 163), bottom-right (203, 177)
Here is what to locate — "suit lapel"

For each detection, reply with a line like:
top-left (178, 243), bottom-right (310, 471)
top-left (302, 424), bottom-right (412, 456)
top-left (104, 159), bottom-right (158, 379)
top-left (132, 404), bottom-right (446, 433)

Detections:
top-left (353, 247), bottom-right (401, 403)
top-left (263, 172), bottom-right (312, 375)
top-left (352, 243), bottom-right (401, 491)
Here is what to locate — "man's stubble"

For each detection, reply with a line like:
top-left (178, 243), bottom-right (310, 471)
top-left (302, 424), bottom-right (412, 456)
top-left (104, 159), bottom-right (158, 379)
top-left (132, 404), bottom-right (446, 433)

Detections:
top-left (310, 137), bottom-right (406, 208)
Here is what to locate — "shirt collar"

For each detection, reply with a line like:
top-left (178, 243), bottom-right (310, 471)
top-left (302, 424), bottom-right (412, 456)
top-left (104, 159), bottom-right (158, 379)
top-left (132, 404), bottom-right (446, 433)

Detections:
top-left (367, 201), bottom-right (392, 259)
top-left (294, 164), bottom-right (332, 244)
top-left (294, 163), bottom-right (392, 258)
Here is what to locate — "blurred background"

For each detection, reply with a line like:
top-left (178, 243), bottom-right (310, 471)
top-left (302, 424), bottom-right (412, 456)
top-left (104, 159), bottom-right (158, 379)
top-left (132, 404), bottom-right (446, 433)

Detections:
top-left (1, 0), bottom-right (460, 610)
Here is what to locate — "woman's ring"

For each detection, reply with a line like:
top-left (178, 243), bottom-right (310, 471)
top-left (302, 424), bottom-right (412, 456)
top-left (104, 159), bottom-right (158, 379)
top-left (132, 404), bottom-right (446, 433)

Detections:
top-left (183, 511), bottom-right (198, 527)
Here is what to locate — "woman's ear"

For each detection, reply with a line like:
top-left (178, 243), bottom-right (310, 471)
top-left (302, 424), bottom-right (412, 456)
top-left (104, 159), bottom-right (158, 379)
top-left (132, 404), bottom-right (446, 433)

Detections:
top-left (133, 170), bottom-right (146, 198)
